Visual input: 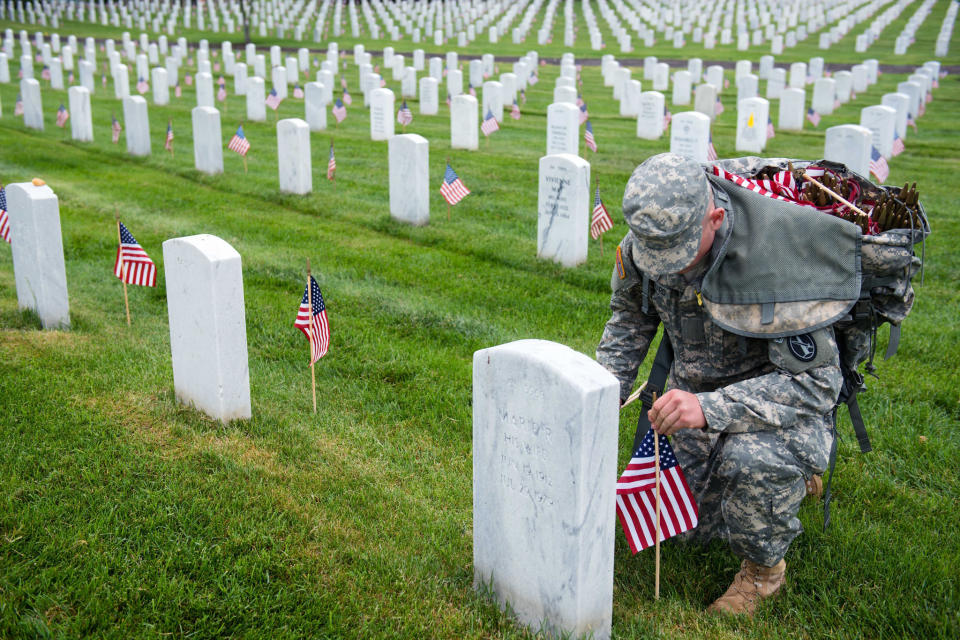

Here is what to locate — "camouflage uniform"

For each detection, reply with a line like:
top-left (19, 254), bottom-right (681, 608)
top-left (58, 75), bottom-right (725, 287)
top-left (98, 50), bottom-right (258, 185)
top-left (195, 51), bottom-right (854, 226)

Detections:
top-left (597, 154), bottom-right (841, 568)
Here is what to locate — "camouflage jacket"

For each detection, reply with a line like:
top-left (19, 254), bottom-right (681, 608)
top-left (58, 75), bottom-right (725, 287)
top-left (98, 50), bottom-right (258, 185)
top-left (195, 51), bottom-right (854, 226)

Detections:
top-left (597, 158), bottom-right (843, 434)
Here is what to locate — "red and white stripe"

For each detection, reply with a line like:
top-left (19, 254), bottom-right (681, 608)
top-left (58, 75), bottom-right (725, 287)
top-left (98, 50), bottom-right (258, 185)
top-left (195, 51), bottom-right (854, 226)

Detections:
top-left (616, 466), bottom-right (698, 554)
top-left (0, 209), bottom-right (11, 243)
top-left (590, 202), bottom-right (613, 240)
top-left (295, 306), bottom-right (330, 364)
top-left (114, 245), bottom-right (157, 287)
top-left (710, 165), bottom-right (795, 203)
top-left (440, 179), bottom-right (470, 206)
top-left (228, 134), bottom-right (250, 156)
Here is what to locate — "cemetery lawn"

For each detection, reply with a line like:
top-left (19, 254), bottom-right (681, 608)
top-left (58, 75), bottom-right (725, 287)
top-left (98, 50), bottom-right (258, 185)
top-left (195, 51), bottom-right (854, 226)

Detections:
top-left (2, 16), bottom-right (960, 640)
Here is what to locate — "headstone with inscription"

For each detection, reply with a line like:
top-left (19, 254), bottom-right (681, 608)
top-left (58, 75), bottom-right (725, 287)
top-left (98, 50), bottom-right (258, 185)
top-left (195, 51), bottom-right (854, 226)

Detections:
top-left (537, 154), bottom-right (591, 268)
top-left (694, 82), bottom-right (717, 120)
top-left (779, 88), bottom-right (805, 131)
top-left (860, 105), bottom-right (896, 159)
top-left (370, 88), bottom-right (395, 141)
top-left (122, 95), bottom-right (150, 156)
top-left (881, 92), bottom-right (910, 139)
top-left (670, 111), bottom-right (711, 162)
top-left (420, 76), bottom-right (438, 115)
top-left (68, 85), bottom-right (93, 141)
top-left (636, 90), bottom-right (665, 140)
top-left (545, 103), bottom-right (579, 156)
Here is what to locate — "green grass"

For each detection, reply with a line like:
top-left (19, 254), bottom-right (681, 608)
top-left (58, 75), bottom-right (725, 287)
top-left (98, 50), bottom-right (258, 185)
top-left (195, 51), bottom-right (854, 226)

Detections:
top-left (0, 7), bottom-right (958, 640)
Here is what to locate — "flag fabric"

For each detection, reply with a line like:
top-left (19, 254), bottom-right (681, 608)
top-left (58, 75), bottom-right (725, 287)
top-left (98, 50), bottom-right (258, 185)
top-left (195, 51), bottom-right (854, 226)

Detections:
top-left (164, 121), bottom-right (174, 152)
top-left (806, 108), bottom-right (820, 127)
top-left (528, 71), bottom-right (538, 86)
top-left (41, 66), bottom-right (51, 80)
top-left (0, 186), bottom-right (10, 244)
top-left (101, 73), bottom-right (107, 88)
top-left (907, 112), bottom-right (917, 131)
top-left (510, 100), bottom-right (521, 120)
top-left (114, 222), bottom-right (157, 287)
top-left (332, 98), bottom-right (347, 123)
top-left (185, 73), bottom-right (193, 86)
top-left (892, 133), bottom-right (905, 156)
top-left (615, 428), bottom-right (699, 554)
top-left (663, 107), bottom-right (672, 132)
top-left (707, 133), bottom-right (718, 161)
top-left (579, 102), bottom-right (589, 125)
top-left (576, 94), bottom-right (584, 107)
top-left (397, 100), bottom-right (413, 126)
top-left (175, 83), bottom-right (182, 98)
top-left (767, 116), bottom-right (775, 139)
top-left (439, 163), bottom-right (470, 205)
top-left (584, 120), bottom-right (597, 153)
top-left (294, 275), bottom-right (330, 364)
top-left (217, 82), bottom-right (228, 102)
top-left (292, 84), bottom-right (304, 99)
top-left (520, 88), bottom-right (526, 104)
top-left (590, 184), bottom-right (614, 240)
top-left (480, 109), bottom-right (499, 136)
top-left (714, 96), bottom-right (724, 115)
top-left (111, 115), bottom-right (122, 143)
top-left (14, 94), bottom-right (23, 116)
top-left (445, 92), bottom-right (451, 107)
top-left (327, 143), bottom-right (336, 180)
top-left (56, 104), bottom-right (69, 127)
top-left (265, 88), bottom-right (283, 110)
top-left (340, 76), bottom-right (347, 90)
top-left (136, 77), bottom-right (149, 94)
top-left (228, 125), bottom-right (251, 156)
top-left (68, 71), bottom-right (74, 84)
top-left (342, 88), bottom-right (352, 105)
top-left (869, 147), bottom-right (890, 183)
top-left (468, 83), bottom-right (476, 97)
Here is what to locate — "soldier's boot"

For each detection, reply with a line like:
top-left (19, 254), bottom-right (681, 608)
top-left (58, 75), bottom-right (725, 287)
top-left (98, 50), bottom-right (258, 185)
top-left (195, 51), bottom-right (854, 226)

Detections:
top-left (805, 474), bottom-right (823, 499)
top-left (707, 558), bottom-right (786, 616)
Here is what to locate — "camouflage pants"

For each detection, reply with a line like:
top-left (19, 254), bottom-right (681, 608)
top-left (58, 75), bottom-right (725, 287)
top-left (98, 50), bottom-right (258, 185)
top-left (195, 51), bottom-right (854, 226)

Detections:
top-left (672, 421), bottom-right (833, 567)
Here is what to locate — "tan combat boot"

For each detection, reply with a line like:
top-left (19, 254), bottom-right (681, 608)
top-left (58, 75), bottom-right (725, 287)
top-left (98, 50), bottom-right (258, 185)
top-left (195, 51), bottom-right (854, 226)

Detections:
top-left (805, 474), bottom-right (823, 499)
top-left (707, 558), bottom-right (787, 615)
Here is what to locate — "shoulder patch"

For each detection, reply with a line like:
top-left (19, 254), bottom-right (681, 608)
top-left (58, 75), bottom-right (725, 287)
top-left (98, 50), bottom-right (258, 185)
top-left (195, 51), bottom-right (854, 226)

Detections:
top-left (769, 328), bottom-right (839, 374)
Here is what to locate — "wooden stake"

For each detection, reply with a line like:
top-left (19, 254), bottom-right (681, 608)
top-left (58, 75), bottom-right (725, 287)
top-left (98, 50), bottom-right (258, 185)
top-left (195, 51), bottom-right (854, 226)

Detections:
top-left (306, 258), bottom-right (317, 414)
top-left (802, 172), bottom-right (868, 217)
top-left (115, 213), bottom-right (130, 326)
top-left (243, 154), bottom-right (248, 174)
top-left (653, 391), bottom-right (661, 600)
top-left (621, 382), bottom-right (647, 409)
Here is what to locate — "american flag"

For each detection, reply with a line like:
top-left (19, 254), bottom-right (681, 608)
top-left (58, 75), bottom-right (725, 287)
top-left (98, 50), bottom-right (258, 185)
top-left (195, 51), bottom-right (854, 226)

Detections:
top-left (213, 62), bottom-right (221, 72)
top-left (114, 221), bottom-right (157, 287)
top-left (111, 114), bottom-right (122, 143)
top-left (480, 109), bottom-right (499, 136)
top-left (511, 100), bottom-right (521, 120)
top-left (445, 92), bottom-right (451, 108)
top-left (217, 82), bottom-right (228, 102)
top-left (185, 73), bottom-right (193, 86)
top-left (164, 121), bottom-right (174, 153)
top-left (576, 94), bottom-right (584, 107)
top-left (439, 163), bottom-right (470, 205)
top-left (266, 88), bottom-right (283, 110)
top-left (41, 66), bottom-right (51, 80)
top-left (293, 84), bottom-right (304, 99)
top-left (663, 106), bottom-right (672, 132)
top-left (468, 83), bottom-right (476, 97)
top-left (806, 108), bottom-right (820, 127)
top-left (175, 83), bottom-right (182, 98)
top-left (707, 133), bottom-right (718, 161)
top-left (340, 76), bottom-right (347, 90)
top-left (14, 94), bottom-right (23, 116)
top-left (892, 133), bottom-right (905, 156)
top-left (294, 275), bottom-right (330, 364)
top-left (616, 428), bottom-right (698, 554)
top-left (136, 76), bottom-right (149, 94)
top-left (528, 71), bottom-right (538, 86)
top-left (101, 73), bottom-right (107, 88)
top-left (0, 186), bottom-right (10, 244)
top-left (332, 98), bottom-right (347, 123)
top-left (327, 142), bottom-right (336, 180)
top-left (869, 147), bottom-right (890, 183)
top-left (228, 125), bottom-right (251, 156)
top-left (56, 103), bottom-right (69, 127)
top-left (767, 116), bottom-right (775, 139)
top-left (907, 112), bottom-right (917, 131)
top-left (714, 96), bottom-right (724, 115)
top-left (584, 120), bottom-right (597, 153)
top-left (926, 91), bottom-right (932, 104)
top-left (379, 77), bottom-right (386, 88)
top-left (590, 184), bottom-right (614, 240)
top-left (342, 88), bottom-right (352, 105)
top-left (68, 72), bottom-right (74, 84)
top-left (579, 102), bottom-right (589, 125)
top-left (397, 100), bottom-right (413, 126)
top-left (520, 88), bottom-right (526, 104)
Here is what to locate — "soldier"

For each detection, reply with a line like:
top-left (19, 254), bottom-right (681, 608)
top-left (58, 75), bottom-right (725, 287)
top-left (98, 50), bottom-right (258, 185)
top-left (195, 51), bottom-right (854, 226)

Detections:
top-left (597, 153), bottom-right (841, 615)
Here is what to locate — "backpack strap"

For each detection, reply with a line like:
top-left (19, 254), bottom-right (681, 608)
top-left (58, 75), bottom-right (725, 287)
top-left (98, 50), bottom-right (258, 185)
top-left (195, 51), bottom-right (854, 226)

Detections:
top-left (823, 408), bottom-right (839, 530)
top-left (631, 335), bottom-right (674, 452)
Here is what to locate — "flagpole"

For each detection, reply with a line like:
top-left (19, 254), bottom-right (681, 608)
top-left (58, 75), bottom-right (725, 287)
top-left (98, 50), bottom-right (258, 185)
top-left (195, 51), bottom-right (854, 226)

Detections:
top-left (115, 212), bottom-right (131, 326)
top-left (306, 258), bottom-right (317, 414)
top-left (653, 392), bottom-right (661, 601)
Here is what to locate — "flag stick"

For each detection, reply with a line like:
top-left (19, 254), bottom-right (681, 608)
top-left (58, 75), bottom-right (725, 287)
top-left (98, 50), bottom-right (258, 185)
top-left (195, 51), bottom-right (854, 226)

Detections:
top-left (597, 177), bottom-right (604, 258)
top-left (621, 381), bottom-right (647, 409)
top-left (802, 172), bottom-right (868, 217)
top-left (243, 154), bottom-right (248, 174)
top-left (115, 213), bottom-right (130, 326)
top-left (306, 258), bottom-right (317, 414)
top-left (653, 391), bottom-right (661, 601)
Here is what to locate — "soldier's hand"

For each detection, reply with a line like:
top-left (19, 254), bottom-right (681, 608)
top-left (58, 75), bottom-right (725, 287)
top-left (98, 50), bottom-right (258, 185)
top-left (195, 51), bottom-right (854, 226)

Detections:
top-left (649, 389), bottom-right (706, 436)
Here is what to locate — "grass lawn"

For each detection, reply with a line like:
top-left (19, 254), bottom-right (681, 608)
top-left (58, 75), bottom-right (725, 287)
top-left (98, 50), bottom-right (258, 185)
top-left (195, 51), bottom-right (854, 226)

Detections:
top-left (0, 6), bottom-right (958, 640)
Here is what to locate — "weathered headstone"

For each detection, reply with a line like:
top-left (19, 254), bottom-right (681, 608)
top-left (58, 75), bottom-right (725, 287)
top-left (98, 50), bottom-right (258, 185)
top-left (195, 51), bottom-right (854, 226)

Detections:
top-left (736, 97), bottom-right (769, 153)
top-left (537, 154), bottom-right (591, 268)
top-left (370, 88), bottom-right (395, 141)
top-left (68, 85), bottom-right (92, 141)
top-left (451, 94), bottom-right (479, 150)
top-left (545, 103), bottom-right (579, 156)
top-left (277, 118), bottom-right (312, 194)
top-left (389, 134), bottom-right (429, 226)
top-left (473, 339), bottom-right (618, 640)
top-left (192, 106), bottom-right (223, 174)
top-left (670, 111), bottom-right (711, 162)
top-left (163, 234), bottom-right (251, 422)
top-left (823, 124), bottom-right (872, 177)
top-left (6, 181), bottom-right (70, 329)
top-left (123, 95), bottom-right (150, 156)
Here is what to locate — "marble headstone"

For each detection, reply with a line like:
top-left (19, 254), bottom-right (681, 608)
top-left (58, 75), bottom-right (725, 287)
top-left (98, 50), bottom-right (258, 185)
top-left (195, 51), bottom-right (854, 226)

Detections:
top-left (779, 88), bottom-right (805, 131)
top-left (68, 85), bottom-right (92, 141)
top-left (823, 124), bottom-right (872, 177)
top-left (881, 92), bottom-right (910, 139)
top-left (736, 97), bottom-right (769, 153)
top-left (670, 111), bottom-right (711, 162)
top-left (277, 118), bottom-right (312, 194)
top-left (20, 77), bottom-right (43, 130)
top-left (545, 103), bottom-right (579, 156)
top-left (812, 78), bottom-right (836, 115)
top-left (420, 76), bottom-right (438, 115)
top-left (636, 90), bottom-right (666, 140)
top-left (305, 82), bottom-right (327, 131)
top-left (122, 95), bottom-right (150, 156)
top-left (370, 88), bottom-right (395, 141)
top-left (192, 106), bottom-right (223, 174)
top-left (537, 154), bottom-right (591, 268)
top-left (388, 134), bottom-right (429, 226)
top-left (451, 94), bottom-right (479, 150)
top-left (246, 76), bottom-right (266, 121)
top-left (860, 105), bottom-right (896, 158)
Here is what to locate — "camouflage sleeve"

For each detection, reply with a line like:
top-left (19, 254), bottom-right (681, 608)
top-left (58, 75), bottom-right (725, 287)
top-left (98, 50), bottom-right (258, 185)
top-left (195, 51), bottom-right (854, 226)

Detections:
top-left (596, 236), bottom-right (662, 402)
top-left (695, 328), bottom-right (843, 433)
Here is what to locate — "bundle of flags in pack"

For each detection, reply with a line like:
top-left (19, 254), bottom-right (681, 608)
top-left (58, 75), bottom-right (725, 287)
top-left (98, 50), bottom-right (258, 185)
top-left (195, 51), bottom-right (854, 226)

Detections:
top-left (440, 163), bottom-right (470, 206)
top-left (114, 221), bottom-right (157, 287)
top-left (332, 98), bottom-right (347, 123)
top-left (164, 121), bottom-right (174, 153)
top-left (228, 125), bottom-right (251, 156)
top-left (806, 108), bottom-right (821, 127)
top-left (111, 114), bottom-right (122, 143)
top-left (56, 104), bottom-right (69, 128)
top-left (327, 142), bottom-right (336, 180)
top-left (590, 184), bottom-right (614, 240)
top-left (397, 100), bottom-right (413, 127)
top-left (869, 147), bottom-right (890, 183)
top-left (480, 109), bottom-right (499, 137)
top-left (584, 120), bottom-right (597, 153)
top-left (0, 186), bottom-right (10, 244)
top-left (266, 88), bottom-right (283, 110)
top-left (294, 275), bottom-right (331, 364)
top-left (511, 100), bottom-right (521, 120)
top-left (616, 428), bottom-right (699, 554)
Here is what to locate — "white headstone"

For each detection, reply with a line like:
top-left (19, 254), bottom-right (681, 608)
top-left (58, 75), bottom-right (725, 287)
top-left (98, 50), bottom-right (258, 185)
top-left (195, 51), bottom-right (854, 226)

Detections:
top-left (401, 66), bottom-right (416, 97)
top-left (620, 79), bottom-right (642, 117)
top-left (482, 80), bottom-right (504, 122)
top-left (151, 67), bottom-right (168, 104)
top-left (672, 70), bottom-right (691, 105)
top-left (812, 78), bottom-right (836, 115)
top-left (688, 58), bottom-right (703, 82)
top-left (277, 118), bottom-right (312, 194)
top-left (737, 74), bottom-right (758, 102)
top-left (451, 94), bottom-right (479, 150)
top-left (766, 68), bottom-right (785, 100)
top-left (78, 59), bottom-right (94, 92)
top-left (246, 76), bottom-right (266, 121)
top-left (636, 90), bottom-right (666, 140)
top-left (473, 339), bottom-right (618, 640)
top-left (537, 154), bottom-right (591, 268)
top-left (545, 103), bottom-right (579, 156)
top-left (823, 124), bottom-right (872, 177)
top-left (860, 105), bottom-right (896, 158)
top-left (705, 65), bottom-right (724, 91)
top-left (694, 82), bottom-right (717, 120)
top-left (234, 61), bottom-right (247, 95)
top-left (779, 88), bottom-right (805, 131)
top-left (163, 234), bottom-right (251, 422)
top-left (113, 64), bottom-right (129, 99)
top-left (736, 97), bottom-right (770, 153)
top-left (670, 111), bottom-right (711, 162)
top-left (272, 65), bottom-right (288, 99)
top-left (881, 92), bottom-right (910, 139)
top-left (192, 106), bottom-right (223, 174)
top-left (370, 88), bottom-right (395, 141)
top-left (196, 71), bottom-right (214, 107)
top-left (447, 68), bottom-right (463, 97)
top-left (500, 72), bottom-right (517, 104)
top-left (652, 62), bottom-right (669, 91)
top-left (6, 181), bottom-right (70, 329)
top-left (420, 76), bottom-right (438, 114)
top-left (305, 82), bottom-right (327, 131)
top-left (851, 65), bottom-right (868, 94)
top-left (834, 70), bottom-right (852, 103)
top-left (68, 85), bottom-right (93, 141)
top-left (788, 62), bottom-right (806, 89)
top-left (554, 85), bottom-right (577, 105)
top-left (20, 77), bottom-right (43, 130)
top-left (123, 95), bottom-right (150, 156)
top-left (389, 134), bottom-right (429, 226)
top-left (896, 81), bottom-right (923, 118)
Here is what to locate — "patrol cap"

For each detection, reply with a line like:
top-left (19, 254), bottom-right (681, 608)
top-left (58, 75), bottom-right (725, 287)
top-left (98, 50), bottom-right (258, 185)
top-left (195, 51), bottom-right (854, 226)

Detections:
top-left (622, 153), bottom-right (710, 275)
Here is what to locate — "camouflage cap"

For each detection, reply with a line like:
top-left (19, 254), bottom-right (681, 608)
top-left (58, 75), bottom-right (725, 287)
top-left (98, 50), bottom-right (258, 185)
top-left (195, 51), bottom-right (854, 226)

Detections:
top-left (622, 153), bottom-right (710, 275)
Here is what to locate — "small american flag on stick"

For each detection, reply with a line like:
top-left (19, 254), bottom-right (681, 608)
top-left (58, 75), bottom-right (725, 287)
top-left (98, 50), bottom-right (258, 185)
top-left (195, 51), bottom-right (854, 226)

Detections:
top-left (767, 116), bottom-right (775, 139)
top-left (579, 102), bottom-right (589, 125)
top-left (217, 82), bottom-right (228, 102)
top-left (136, 76), bottom-right (149, 94)
top-left (111, 114), bottom-right (122, 143)
top-left (584, 120), bottom-right (597, 153)
top-left (295, 274), bottom-right (330, 365)
top-left (869, 147), bottom-right (890, 183)
top-left (332, 98), bottom-right (347, 123)
top-left (892, 133), bottom-right (905, 156)
top-left (327, 141), bottom-right (336, 180)
top-left (707, 133), bottom-right (718, 161)
top-left (56, 104), bottom-right (69, 128)
top-left (14, 94), bottom-right (23, 116)
top-left (806, 108), bottom-right (820, 127)
top-left (115, 221), bottom-right (157, 288)
top-left (663, 106), bottom-right (672, 132)
top-left (293, 84), bottom-right (304, 99)
top-left (228, 125), bottom-right (251, 156)
top-left (440, 163), bottom-right (470, 206)
top-left (164, 120), bottom-right (174, 153)
top-left (590, 182), bottom-right (614, 240)
top-left (0, 186), bottom-right (10, 244)
top-left (511, 100), bottom-right (521, 120)
top-left (714, 96), bottom-right (724, 115)
top-left (480, 109), bottom-right (499, 136)
top-left (266, 88), bottom-right (283, 110)
top-left (397, 100), bottom-right (413, 127)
